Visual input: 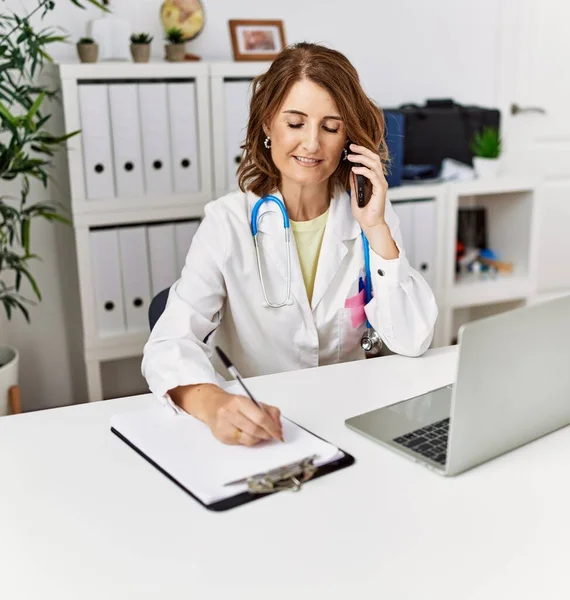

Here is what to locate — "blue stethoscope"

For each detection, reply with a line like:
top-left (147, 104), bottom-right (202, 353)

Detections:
top-left (250, 194), bottom-right (382, 353)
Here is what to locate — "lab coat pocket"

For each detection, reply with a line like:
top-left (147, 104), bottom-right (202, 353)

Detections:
top-left (340, 289), bottom-right (367, 356)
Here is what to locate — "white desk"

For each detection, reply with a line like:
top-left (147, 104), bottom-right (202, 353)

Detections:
top-left (1, 346), bottom-right (569, 600)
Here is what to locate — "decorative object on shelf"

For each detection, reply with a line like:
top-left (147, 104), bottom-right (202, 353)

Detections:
top-left (471, 126), bottom-right (502, 178)
top-left (130, 32), bottom-right (153, 63)
top-left (0, 347), bottom-right (19, 417)
top-left (161, 0), bottom-right (204, 60)
top-left (164, 27), bottom-right (187, 62)
top-left (228, 20), bottom-right (286, 61)
top-left (87, 0), bottom-right (131, 62)
top-left (1, 0), bottom-right (104, 413)
top-left (76, 37), bottom-right (99, 63)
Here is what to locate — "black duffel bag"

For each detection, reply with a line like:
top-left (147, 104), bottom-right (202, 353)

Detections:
top-left (398, 99), bottom-right (500, 170)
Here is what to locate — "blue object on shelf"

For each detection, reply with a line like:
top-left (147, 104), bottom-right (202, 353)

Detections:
top-left (384, 110), bottom-right (405, 187)
top-left (480, 248), bottom-right (498, 260)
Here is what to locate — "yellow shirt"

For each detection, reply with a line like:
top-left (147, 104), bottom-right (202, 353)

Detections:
top-left (290, 209), bottom-right (329, 304)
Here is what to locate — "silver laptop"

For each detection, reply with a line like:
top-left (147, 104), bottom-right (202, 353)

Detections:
top-left (345, 295), bottom-right (570, 476)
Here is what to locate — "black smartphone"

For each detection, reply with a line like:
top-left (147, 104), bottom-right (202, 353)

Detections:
top-left (354, 163), bottom-right (366, 208)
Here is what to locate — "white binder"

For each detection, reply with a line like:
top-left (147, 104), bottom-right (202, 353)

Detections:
top-left (138, 83), bottom-right (174, 196)
top-left (167, 82), bottom-right (199, 194)
top-left (174, 220), bottom-right (200, 274)
top-left (90, 229), bottom-right (126, 336)
top-left (118, 226), bottom-right (152, 332)
top-left (146, 223), bottom-right (178, 297)
top-left (223, 80), bottom-right (251, 191)
top-left (391, 201), bottom-right (415, 261)
top-left (412, 200), bottom-right (436, 286)
top-left (108, 83), bottom-right (145, 198)
top-left (78, 84), bottom-right (115, 200)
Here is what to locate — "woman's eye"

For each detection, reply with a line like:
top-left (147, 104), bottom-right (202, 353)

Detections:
top-left (323, 126), bottom-right (340, 133)
top-left (287, 123), bottom-right (303, 129)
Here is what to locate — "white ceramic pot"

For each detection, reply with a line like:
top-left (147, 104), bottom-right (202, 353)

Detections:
top-left (0, 346), bottom-right (19, 417)
top-left (473, 157), bottom-right (501, 178)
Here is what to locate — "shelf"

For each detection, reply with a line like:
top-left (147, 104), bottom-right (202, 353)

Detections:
top-left (448, 273), bottom-right (533, 308)
top-left (387, 176), bottom-right (537, 203)
top-left (387, 183), bottom-right (444, 202)
top-left (72, 196), bottom-right (210, 228)
top-left (209, 62), bottom-right (272, 78)
top-left (449, 176), bottom-right (538, 197)
top-left (46, 61), bottom-right (209, 80)
top-left (85, 332), bottom-right (148, 361)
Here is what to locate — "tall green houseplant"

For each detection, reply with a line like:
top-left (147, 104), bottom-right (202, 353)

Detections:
top-left (0, 0), bottom-right (104, 322)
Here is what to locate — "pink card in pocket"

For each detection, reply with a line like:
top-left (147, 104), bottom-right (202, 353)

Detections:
top-left (344, 289), bottom-right (366, 328)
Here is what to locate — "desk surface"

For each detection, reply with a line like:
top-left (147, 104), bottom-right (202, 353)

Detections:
top-left (1, 346), bottom-right (569, 600)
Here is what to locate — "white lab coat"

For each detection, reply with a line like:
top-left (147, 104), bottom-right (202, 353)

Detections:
top-left (142, 188), bottom-right (438, 410)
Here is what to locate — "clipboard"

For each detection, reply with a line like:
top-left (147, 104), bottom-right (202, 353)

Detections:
top-left (110, 410), bottom-right (355, 512)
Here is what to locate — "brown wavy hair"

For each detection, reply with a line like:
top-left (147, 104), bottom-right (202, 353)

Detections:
top-left (237, 42), bottom-right (388, 198)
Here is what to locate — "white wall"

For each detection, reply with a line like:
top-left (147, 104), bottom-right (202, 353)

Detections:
top-left (2, 0), bottom-right (501, 411)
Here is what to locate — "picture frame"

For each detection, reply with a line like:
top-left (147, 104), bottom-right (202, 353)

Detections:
top-left (228, 20), bottom-right (286, 61)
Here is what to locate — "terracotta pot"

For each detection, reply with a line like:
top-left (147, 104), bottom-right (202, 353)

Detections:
top-left (165, 43), bottom-right (186, 62)
top-left (76, 43), bottom-right (99, 63)
top-left (0, 346), bottom-right (19, 416)
top-left (130, 43), bottom-right (151, 63)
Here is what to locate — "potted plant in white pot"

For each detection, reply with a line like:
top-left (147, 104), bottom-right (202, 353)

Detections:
top-left (471, 126), bottom-right (502, 178)
top-left (1, 0), bottom-right (104, 416)
top-left (130, 32), bottom-right (153, 63)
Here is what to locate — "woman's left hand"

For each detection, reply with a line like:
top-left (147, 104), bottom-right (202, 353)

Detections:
top-left (347, 143), bottom-right (399, 259)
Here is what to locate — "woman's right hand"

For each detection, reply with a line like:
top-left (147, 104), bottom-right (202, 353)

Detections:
top-left (204, 388), bottom-right (283, 446)
top-left (171, 384), bottom-right (283, 446)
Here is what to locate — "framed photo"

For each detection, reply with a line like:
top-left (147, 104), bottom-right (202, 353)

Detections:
top-left (228, 20), bottom-right (286, 61)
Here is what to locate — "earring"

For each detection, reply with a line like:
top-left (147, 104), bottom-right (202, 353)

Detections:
top-left (342, 147), bottom-right (348, 161)
top-left (264, 137), bottom-right (271, 149)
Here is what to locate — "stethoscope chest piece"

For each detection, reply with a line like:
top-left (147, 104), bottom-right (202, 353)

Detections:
top-left (361, 327), bottom-right (383, 354)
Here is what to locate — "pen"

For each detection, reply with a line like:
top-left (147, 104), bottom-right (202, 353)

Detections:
top-left (215, 345), bottom-right (283, 441)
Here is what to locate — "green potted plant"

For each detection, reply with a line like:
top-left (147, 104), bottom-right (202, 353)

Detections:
top-left (471, 126), bottom-right (502, 178)
top-left (164, 26), bottom-right (187, 62)
top-left (130, 32), bottom-right (153, 63)
top-left (1, 0), bottom-right (104, 415)
top-left (76, 36), bottom-right (99, 63)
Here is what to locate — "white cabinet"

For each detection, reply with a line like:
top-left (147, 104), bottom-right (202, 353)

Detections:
top-left (535, 187), bottom-right (570, 293)
top-left (391, 199), bottom-right (437, 287)
top-left (51, 62), bottom-right (213, 402)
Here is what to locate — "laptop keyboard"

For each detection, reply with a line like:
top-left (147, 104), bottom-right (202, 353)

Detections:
top-left (393, 418), bottom-right (450, 466)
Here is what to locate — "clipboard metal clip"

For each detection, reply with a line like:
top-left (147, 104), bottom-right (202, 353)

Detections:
top-left (226, 455), bottom-right (318, 494)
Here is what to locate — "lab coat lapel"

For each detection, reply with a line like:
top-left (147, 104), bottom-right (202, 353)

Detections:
top-left (310, 189), bottom-right (361, 310)
top-left (248, 191), bottom-right (308, 310)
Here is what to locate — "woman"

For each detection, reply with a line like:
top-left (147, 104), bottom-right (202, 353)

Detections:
top-left (142, 42), bottom-right (438, 446)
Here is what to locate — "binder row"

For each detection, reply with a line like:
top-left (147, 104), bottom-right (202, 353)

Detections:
top-left (391, 199), bottom-right (437, 286)
top-left (78, 81), bottom-right (200, 200)
top-left (223, 80), bottom-right (252, 190)
top-left (90, 220), bottom-right (200, 336)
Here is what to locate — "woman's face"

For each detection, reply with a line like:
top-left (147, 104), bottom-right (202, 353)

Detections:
top-left (264, 79), bottom-right (347, 191)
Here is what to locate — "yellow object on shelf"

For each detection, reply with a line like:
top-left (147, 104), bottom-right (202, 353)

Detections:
top-left (160, 0), bottom-right (205, 40)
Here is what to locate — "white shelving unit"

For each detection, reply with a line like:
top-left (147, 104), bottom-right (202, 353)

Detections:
top-left (47, 61), bottom-right (214, 403)
top-left (440, 177), bottom-right (539, 344)
top-left (46, 60), bottom-right (539, 401)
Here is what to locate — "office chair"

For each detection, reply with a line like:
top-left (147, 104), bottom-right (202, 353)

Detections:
top-left (148, 288), bottom-right (170, 331)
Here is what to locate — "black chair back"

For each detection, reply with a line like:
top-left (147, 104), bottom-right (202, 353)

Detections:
top-left (148, 288), bottom-right (170, 331)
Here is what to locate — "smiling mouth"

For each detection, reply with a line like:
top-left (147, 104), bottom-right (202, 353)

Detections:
top-left (293, 156), bottom-right (323, 165)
